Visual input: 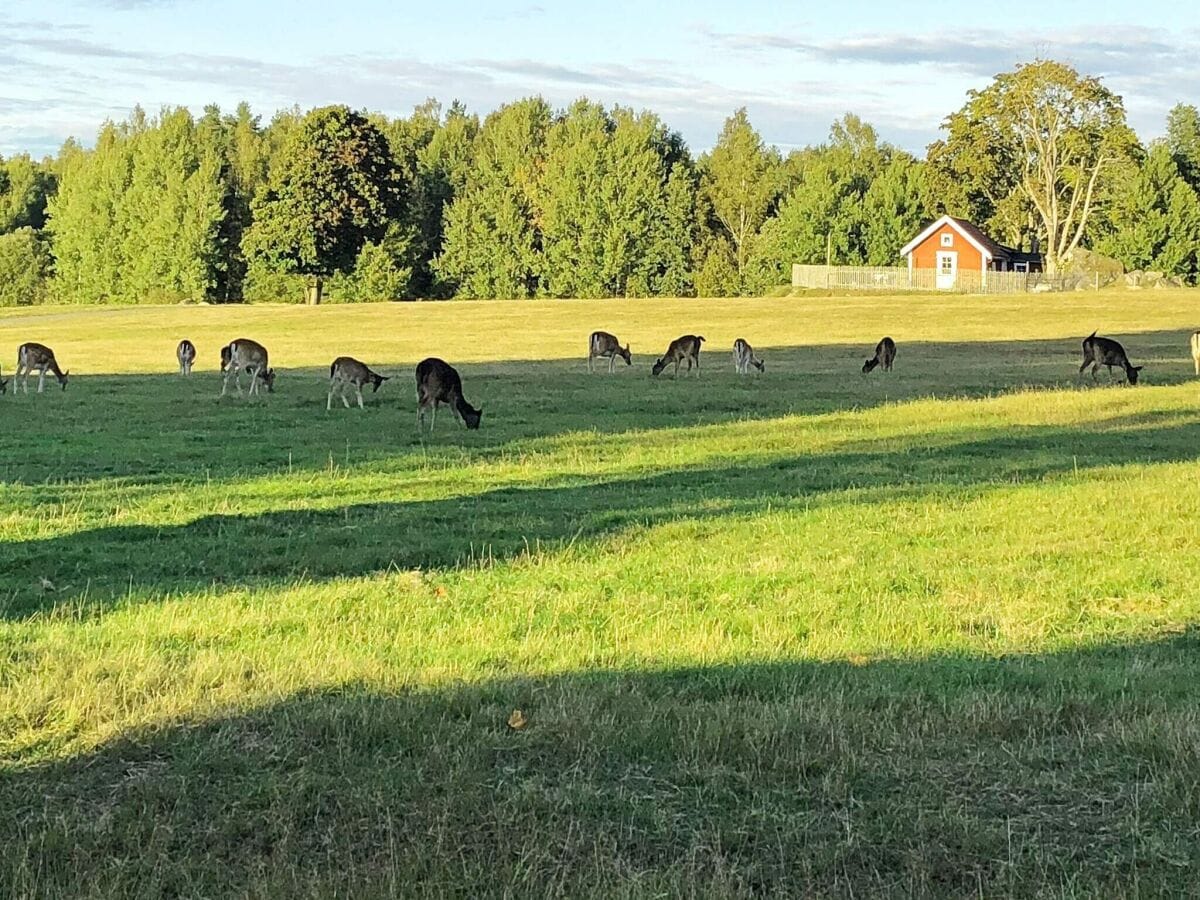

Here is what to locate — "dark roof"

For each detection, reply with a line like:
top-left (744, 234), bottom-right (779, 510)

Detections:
top-left (948, 217), bottom-right (1011, 259)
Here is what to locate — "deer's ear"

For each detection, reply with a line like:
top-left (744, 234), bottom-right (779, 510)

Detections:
top-left (1135, 365), bottom-right (1144, 371)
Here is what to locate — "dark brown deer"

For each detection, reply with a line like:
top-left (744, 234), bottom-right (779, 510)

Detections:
top-left (416, 358), bottom-right (482, 431)
top-left (862, 337), bottom-right (896, 373)
top-left (588, 331), bottom-right (631, 373)
top-left (220, 338), bottom-right (275, 397)
top-left (652, 335), bottom-right (705, 378)
top-left (16, 343), bottom-right (69, 393)
top-left (177, 339), bottom-right (196, 376)
top-left (328, 356), bottom-right (388, 410)
top-left (732, 338), bottom-right (765, 374)
top-left (1079, 331), bottom-right (1142, 384)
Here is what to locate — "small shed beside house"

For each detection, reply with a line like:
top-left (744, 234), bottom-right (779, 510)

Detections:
top-left (900, 215), bottom-right (1042, 290)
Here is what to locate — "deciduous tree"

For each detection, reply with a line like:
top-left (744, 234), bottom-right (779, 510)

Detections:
top-left (242, 105), bottom-right (403, 304)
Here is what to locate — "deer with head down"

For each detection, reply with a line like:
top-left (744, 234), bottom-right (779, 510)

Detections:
top-left (1079, 331), bottom-right (1142, 385)
top-left (16, 343), bottom-right (69, 393)
top-left (177, 339), bottom-right (196, 376)
top-left (220, 338), bottom-right (275, 397)
top-left (652, 335), bottom-right (705, 378)
top-left (328, 356), bottom-right (389, 410)
top-left (588, 331), bottom-right (631, 373)
top-left (862, 337), bottom-right (896, 374)
top-left (416, 357), bottom-right (482, 431)
top-left (732, 338), bottom-right (765, 374)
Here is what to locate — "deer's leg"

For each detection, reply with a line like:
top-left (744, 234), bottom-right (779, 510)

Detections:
top-left (355, 384), bottom-right (364, 409)
top-left (417, 401), bottom-right (425, 430)
top-left (430, 402), bottom-right (438, 432)
top-left (587, 354), bottom-right (594, 374)
top-left (36, 366), bottom-right (46, 393)
top-left (609, 354), bottom-right (615, 374)
top-left (327, 380), bottom-right (335, 411)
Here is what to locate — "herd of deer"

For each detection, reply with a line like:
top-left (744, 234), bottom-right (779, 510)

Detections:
top-left (2, 329), bottom-right (1196, 430)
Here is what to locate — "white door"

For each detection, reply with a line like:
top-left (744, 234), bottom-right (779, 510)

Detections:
top-left (936, 251), bottom-right (958, 289)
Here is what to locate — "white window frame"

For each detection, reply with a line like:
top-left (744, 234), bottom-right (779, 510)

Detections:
top-left (940, 233), bottom-right (954, 247)
top-left (1015, 262), bottom-right (1028, 273)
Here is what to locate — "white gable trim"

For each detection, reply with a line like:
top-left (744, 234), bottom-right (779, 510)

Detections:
top-left (899, 215), bottom-right (993, 261)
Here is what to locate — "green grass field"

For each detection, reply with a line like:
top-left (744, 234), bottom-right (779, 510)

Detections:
top-left (2, 292), bottom-right (1200, 898)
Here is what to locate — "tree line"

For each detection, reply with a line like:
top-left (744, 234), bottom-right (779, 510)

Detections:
top-left (3, 59), bottom-right (1200, 306)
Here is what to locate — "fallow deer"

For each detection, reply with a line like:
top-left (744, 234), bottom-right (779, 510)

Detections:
top-left (588, 331), bottom-right (631, 373)
top-left (220, 338), bottom-right (275, 397)
top-left (732, 338), bottom-right (765, 374)
top-left (1079, 331), bottom-right (1142, 385)
top-left (862, 337), bottom-right (896, 374)
top-left (651, 335), bottom-right (705, 378)
top-left (328, 356), bottom-right (389, 410)
top-left (416, 357), bottom-right (482, 431)
top-left (177, 339), bottom-right (196, 376)
top-left (16, 343), bottom-right (69, 393)
top-left (1191, 331), bottom-right (1199, 376)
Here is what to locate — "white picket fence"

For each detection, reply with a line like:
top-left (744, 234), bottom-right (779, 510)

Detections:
top-left (791, 264), bottom-right (1085, 294)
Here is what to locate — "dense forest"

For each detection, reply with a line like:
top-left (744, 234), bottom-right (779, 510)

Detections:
top-left (2, 59), bottom-right (1200, 305)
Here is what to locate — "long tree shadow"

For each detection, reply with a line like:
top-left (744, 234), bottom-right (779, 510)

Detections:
top-left (5, 632), bottom-right (1200, 897)
top-left (0, 330), bottom-right (1194, 486)
top-left (3, 413), bottom-right (1198, 618)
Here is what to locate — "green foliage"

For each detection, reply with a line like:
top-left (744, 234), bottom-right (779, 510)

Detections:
top-left (1166, 103), bottom-right (1200, 193)
top-left (436, 98), bottom-right (552, 299)
top-left (698, 108), bottom-right (783, 291)
top-left (0, 226), bottom-right (51, 306)
top-left (1096, 143), bottom-right (1200, 281)
top-left (751, 116), bottom-right (930, 288)
top-left (46, 108), bottom-right (225, 304)
top-left (242, 105), bottom-right (403, 300)
top-left (0, 154), bottom-right (55, 233)
top-left (928, 60), bottom-right (1140, 271)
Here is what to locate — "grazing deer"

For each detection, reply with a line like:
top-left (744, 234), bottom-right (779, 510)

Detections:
top-left (651, 335), bottom-right (705, 378)
top-left (1191, 331), bottom-right (1199, 376)
top-left (862, 337), bottom-right (896, 374)
top-left (220, 338), bottom-right (275, 397)
top-left (328, 356), bottom-right (389, 410)
top-left (732, 338), bottom-right (765, 374)
top-left (1079, 331), bottom-right (1142, 385)
top-left (16, 343), bottom-right (69, 393)
top-left (177, 339), bottom-right (196, 376)
top-left (588, 331), bottom-right (631, 373)
top-left (416, 357), bottom-right (482, 431)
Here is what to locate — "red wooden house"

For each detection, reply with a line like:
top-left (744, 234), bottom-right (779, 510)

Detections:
top-left (900, 215), bottom-right (1042, 289)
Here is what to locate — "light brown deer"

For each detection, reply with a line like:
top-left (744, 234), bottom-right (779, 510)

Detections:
top-left (220, 339), bottom-right (275, 397)
top-left (732, 338), bottom-right (765, 374)
top-left (328, 357), bottom-right (389, 410)
top-left (177, 339), bottom-right (196, 375)
top-left (16, 343), bottom-right (69, 393)
top-left (416, 357), bottom-right (482, 431)
top-left (651, 335), bottom-right (705, 378)
top-left (588, 331), bottom-right (631, 373)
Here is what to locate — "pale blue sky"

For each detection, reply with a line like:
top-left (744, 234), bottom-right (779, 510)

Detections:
top-left (1, 1), bottom-right (1196, 158)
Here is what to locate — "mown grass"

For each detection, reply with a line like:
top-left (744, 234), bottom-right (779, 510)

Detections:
top-left (2, 292), bottom-right (1200, 897)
